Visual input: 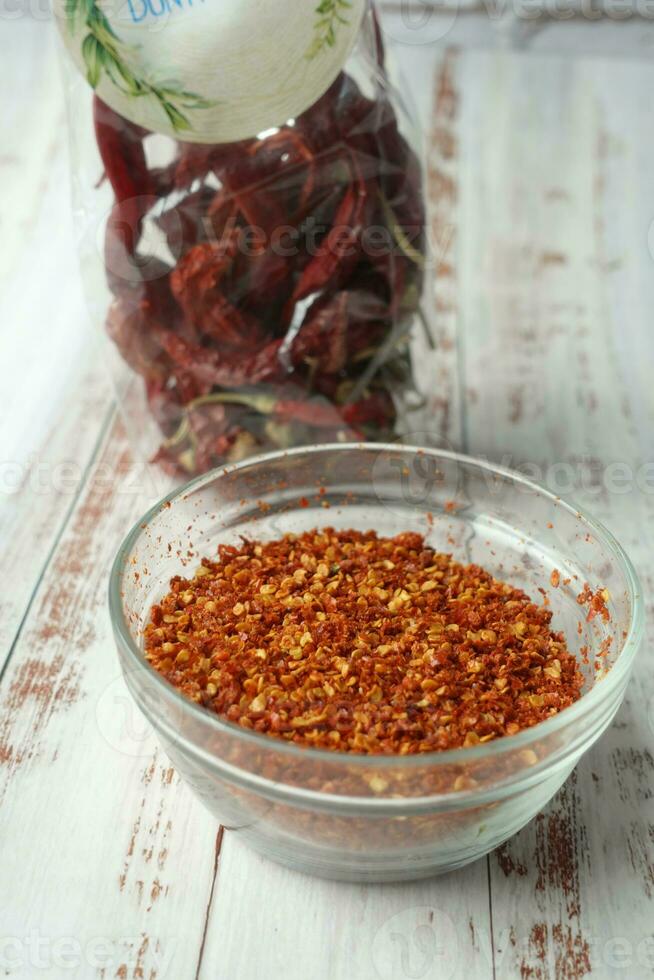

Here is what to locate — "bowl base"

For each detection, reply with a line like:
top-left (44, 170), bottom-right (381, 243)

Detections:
top-left (232, 823), bottom-right (528, 883)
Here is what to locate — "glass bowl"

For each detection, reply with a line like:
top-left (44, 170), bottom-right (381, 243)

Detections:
top-left (109, 444), bottom-right (643, 882)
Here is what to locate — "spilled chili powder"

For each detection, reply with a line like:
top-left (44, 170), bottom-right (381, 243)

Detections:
top-left (144, 529), bottom-right (582, 754)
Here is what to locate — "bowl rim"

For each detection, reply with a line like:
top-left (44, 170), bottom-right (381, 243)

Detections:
top-left (109, 442), bottom-right (644, 770)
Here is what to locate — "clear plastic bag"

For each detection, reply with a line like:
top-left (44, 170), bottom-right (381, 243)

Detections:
top-left (60, 3), bottom-right (429, 477)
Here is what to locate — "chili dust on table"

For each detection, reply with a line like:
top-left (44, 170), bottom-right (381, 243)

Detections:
top-left (144, 529), bottom-right (583, 754)
top-left (55, 0), bottom-right (429, 478)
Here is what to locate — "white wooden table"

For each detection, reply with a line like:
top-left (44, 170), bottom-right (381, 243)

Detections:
top-left (2, 10), bottom-right (654, 979)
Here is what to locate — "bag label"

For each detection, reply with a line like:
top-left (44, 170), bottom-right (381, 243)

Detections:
top-left (54, 0), bottom-right (366, 142)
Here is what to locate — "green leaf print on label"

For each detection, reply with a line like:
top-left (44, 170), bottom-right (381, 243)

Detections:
top-left (67, 0), bottom-right (214, 131)
top-left (306, 0), bottom-right (353, 60)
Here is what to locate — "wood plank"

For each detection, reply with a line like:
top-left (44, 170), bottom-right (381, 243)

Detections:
top-left (0, 368), bottom-right (113, 676)
top-left (0, 24), bottom-right (96, 468)
top-left (201, 838), bottom-right (484, 980)
top-left (378, 2), bottom-right (654, 62)
top-left (0, 420), bottom-right (217, 979)
top-left (452, 47), bottom-right (654, 978)
top-left (0, 24), bottom-right (116, 674)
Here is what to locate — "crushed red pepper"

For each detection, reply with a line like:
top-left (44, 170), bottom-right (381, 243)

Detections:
top-left (144, 529), bottom-right (583, 754)
top-left (577, 583), bottom-right (611, 623)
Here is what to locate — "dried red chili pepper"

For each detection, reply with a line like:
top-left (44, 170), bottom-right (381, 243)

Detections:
top-left (170, 240), bottom-right (266, 352)
top-left (284, 180), bottom-right (368, 322)
top-left (94, 96), bottom-right (152, 257)
top-left (95, 48), bottom-right (426, 476)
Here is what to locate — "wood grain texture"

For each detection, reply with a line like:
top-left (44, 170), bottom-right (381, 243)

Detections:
top-left (449, 47), bottom-right (654, 978)
top-left (0, 26), bottom-right (115, 676)
top-left (1, 14), bottom-right (653, 980)
top-left (0, 419), bottom-right (219, 979)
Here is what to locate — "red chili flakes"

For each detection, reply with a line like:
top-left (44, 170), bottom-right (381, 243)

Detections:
top-left (577, 584), bottom-right (611, 622)
top-left (550, 569), bottom-right (561, 589)
top-left (144, 529), bottom-right (583, 754)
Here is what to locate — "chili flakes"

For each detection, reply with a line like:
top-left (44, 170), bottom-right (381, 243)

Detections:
top-left (144, 529), bottom-right (583, 754)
